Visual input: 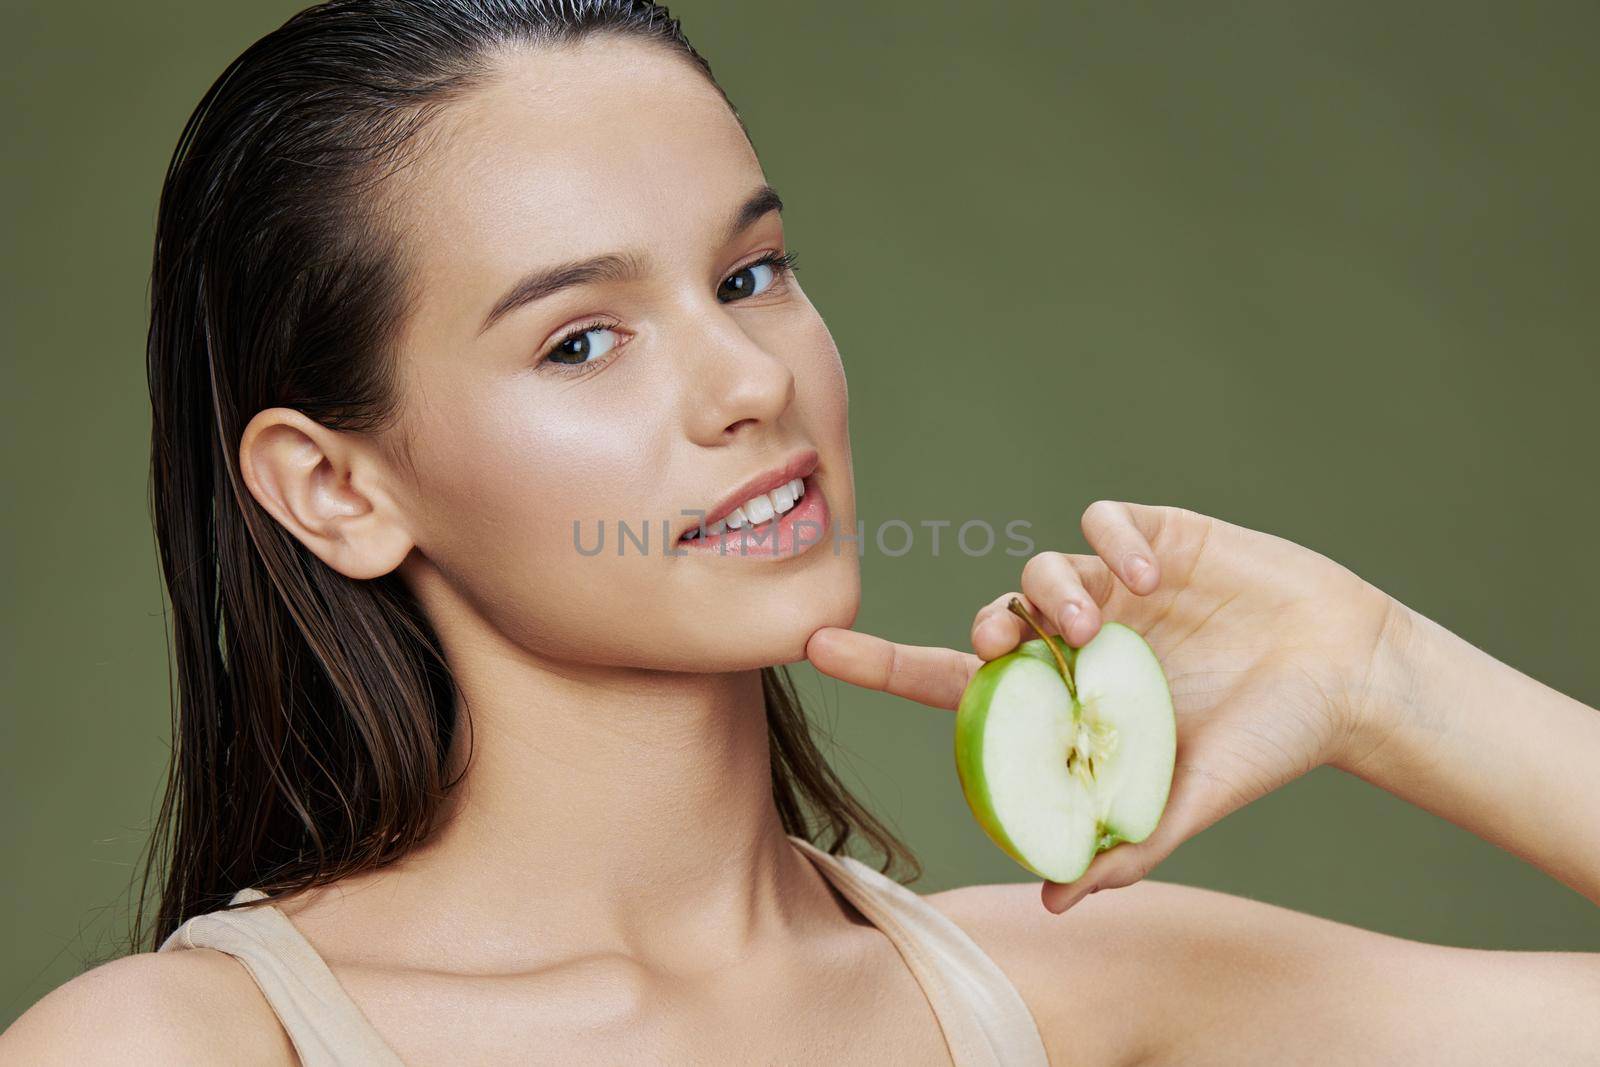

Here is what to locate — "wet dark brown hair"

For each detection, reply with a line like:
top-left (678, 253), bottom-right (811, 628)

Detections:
top-left (138, 0), bottom-right (919, 948)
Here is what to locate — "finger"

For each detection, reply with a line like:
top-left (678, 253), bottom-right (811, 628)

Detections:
top-left (805, 626), bottom-right (980, 711)
top-left (1019, 552), bottom-right (1115, 647)
top-left (972, 591), bottom-right (1026, 660)
top-left (1080, 500), bottom-right (1163, 595)
top-left (1038, 753), bottom-right (1236, 913)
top-left (970, 591), bottom-right (1069, 659)
top-left (974, 553), bottom-right (1119, 658)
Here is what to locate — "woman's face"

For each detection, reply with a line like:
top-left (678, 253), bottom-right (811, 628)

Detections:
top-left (378, 36), bottom-right (859, 672)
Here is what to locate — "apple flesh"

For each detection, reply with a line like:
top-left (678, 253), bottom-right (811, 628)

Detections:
top-left (954, 615), bottom-right (1176, 883)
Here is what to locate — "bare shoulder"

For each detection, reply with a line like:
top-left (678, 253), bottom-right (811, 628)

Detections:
top-left (924, 878), bottom-right (1227, 1066)
top-left (924, 877), bottom-right (1398, 1067)
top-left (0, 949), bottom-right (295, 1066)
top-left (927, 877), bottom-right (1600, 1066)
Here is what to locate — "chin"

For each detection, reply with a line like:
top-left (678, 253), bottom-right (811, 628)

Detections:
top-left (692, 556), bottom-right (861, 671)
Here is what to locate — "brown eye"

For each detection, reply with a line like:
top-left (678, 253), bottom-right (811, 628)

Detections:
top-left (717, 259), bottom-right (779, 302)
top-left (545, 324), bottom-right (620, 367)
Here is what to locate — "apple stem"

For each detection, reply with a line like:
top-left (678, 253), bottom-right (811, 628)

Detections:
top-left (1006, 597), bottom-right (1077, 701)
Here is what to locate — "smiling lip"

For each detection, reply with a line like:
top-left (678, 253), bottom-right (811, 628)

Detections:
top-left (680, 448), bottom-right (821, 541)
top-left (678, 473), bottom-right (831, 558)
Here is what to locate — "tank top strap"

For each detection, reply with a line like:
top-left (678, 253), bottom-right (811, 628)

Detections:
top-left (159, 888), bottom-right (404, 1067)
top-left (788, 835), bottom-right (1050, 1067)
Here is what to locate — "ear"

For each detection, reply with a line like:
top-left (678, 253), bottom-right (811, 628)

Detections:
top-left (237, 406), bottom-right (415, 580)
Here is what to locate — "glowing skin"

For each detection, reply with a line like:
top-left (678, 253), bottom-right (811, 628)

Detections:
top-left (215, 38), bottom-right (940, 1063)
top-left (385, 45), bottom-right (859, 675)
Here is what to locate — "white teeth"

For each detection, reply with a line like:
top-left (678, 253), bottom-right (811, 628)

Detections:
top-left (740, 476), bottom-right (807, 526)
top-left (686, 475), bottom-right (810, 542)
top-left (744, 493), bottom-right (776, 525)
top-left (683, 515), bottom-right (728, 542)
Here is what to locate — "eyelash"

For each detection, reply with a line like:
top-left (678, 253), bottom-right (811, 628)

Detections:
top-left (536, 248), bottom-right (802, 377)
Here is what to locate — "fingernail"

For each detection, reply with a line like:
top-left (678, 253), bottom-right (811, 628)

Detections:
top-left (1057, 602), bottom-right (1080, 637)
top-left (1125, 555), bottom-right (1151, 589)
top-left (1049, 882), bottom-right (1098, 914)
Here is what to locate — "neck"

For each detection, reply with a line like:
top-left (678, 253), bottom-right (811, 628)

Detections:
top-left (373, 608), bottom-right (836, 972)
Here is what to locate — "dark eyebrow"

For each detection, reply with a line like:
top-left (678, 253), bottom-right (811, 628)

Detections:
top-left (478, 183), bottom-right (785, 335)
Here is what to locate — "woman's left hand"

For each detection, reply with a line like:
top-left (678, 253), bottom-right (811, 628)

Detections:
top-left (805, 501), bottom-right (1407, 913)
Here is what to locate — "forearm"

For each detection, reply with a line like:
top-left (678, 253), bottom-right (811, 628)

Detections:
top-left (1339, 600), bottom-right (1600, 904)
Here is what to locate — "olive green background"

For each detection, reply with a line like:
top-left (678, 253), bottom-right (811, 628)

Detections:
top-left (4, 0), bottom-right (1597, 1027)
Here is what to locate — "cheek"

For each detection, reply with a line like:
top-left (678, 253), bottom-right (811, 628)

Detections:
top-left (404, 378), bottom-right (677, 661)
top-left (799, 323), bottom-right (854, 525)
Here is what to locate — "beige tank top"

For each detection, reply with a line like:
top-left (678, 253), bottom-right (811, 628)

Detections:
top-left (158, 834), bottom-right (1050, 1066)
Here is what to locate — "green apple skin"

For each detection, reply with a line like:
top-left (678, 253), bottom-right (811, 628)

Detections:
top-left (953, 635), bottom-right (1077, 881)
top-left (954, 652), bottom-right (1034, 875)
top-left (953, 625), bottom-right (1175, 883)
top-left (1014, 635), bottom-right (1078, 674)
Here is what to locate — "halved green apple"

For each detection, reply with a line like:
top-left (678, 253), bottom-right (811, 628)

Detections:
top-left (954, 599), bottom-right (1176, 883)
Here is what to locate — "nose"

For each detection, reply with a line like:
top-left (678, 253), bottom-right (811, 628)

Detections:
top-left (682, 308), bottom-right (797, 445)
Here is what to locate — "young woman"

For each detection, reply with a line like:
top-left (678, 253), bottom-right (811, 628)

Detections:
top-left (4, 1), bottom-right (1596, 1063)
